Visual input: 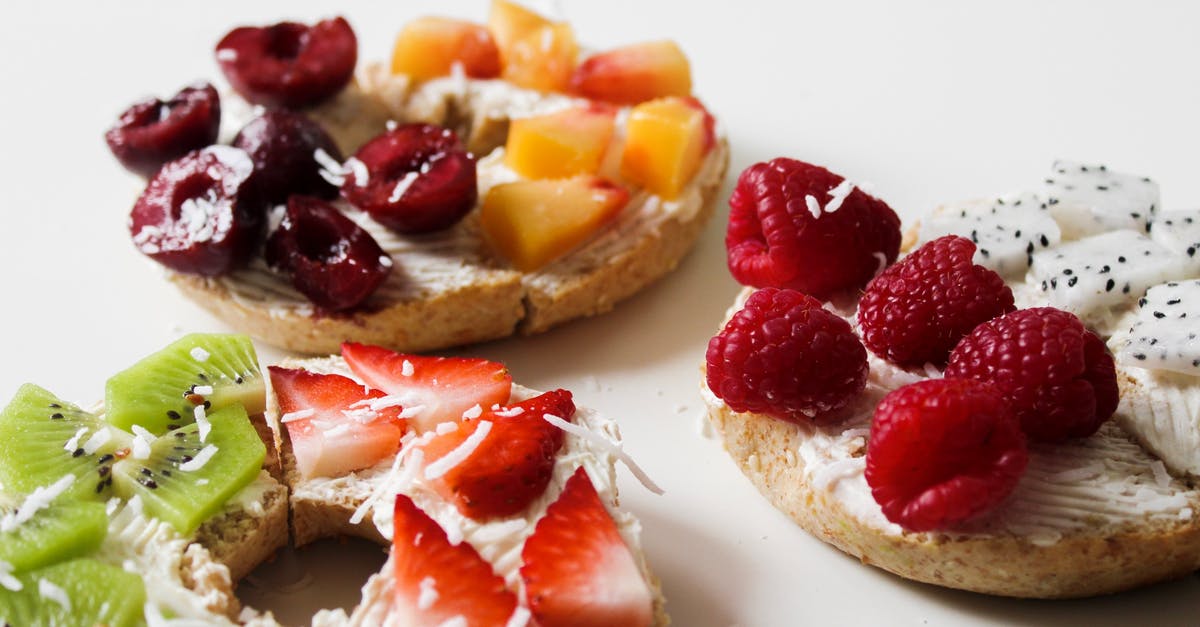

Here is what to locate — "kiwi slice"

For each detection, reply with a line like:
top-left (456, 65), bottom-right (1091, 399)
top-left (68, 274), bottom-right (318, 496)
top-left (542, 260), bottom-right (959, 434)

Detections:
top-left (111, 403), bottom-right (265, 535)
top-left (0, 557), bottom-right (145, 627)
top-left (0, 494), bottom-right (107, 573)
top-left (0, 384), bottom-right (130, 500)
top-left (105, 333), bottom-right (265, 435)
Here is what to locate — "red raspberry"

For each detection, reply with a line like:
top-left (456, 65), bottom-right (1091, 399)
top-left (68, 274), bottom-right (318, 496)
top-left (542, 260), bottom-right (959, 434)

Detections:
top-left (858, 235), bottom-right (1015, 368)
top-left (865, 378), bottom-right (1028, 531)
top-left (705, 288), bottom-right (867, 422)
top-left (945, 308), bottom-right (1119, 443)
top-left (725, 158), bottom-right (901, 299)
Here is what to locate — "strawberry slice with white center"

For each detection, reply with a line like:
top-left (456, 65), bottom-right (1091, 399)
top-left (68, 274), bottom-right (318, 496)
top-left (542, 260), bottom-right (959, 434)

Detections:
top-left (341, 342), bottom-right (512, 434)
top-left (392, 493), bottom-right (519, 626)
top-left (521, 466), bottom-right (654, 627)
top-left (269, 366), bottom-right (406, 479)
top-left (420, 389), bottom-right (575, 520)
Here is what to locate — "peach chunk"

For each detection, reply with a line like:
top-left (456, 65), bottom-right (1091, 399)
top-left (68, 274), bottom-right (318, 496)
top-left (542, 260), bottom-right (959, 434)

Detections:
top-left (488, 0), bottom-right (553, 62)
top-left (502, 22), bottom-right (579, 92)
top-left (621, 96), bottom-right (714, 200)
top-left (481, 177), bottom-right (630, 271)
top-left (505, 105), bottom-right (617, 179)
top-left (391, 17), bottom-right (501, 80)
top-left (570, 41), bottom-right (692, 105)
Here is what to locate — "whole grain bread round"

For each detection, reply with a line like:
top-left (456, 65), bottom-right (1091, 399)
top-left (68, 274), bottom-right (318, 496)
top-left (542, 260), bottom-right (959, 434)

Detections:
top-left (702, 374), bottom-right (1200, 599)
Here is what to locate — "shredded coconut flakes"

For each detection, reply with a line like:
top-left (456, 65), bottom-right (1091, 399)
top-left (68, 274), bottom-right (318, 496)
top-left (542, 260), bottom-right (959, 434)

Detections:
top-left (541, 414), bottom-right (664, 495)
top-left (179, 445), bottom-right (219, 472)
top-left (425, 421), bottom-right (493, 480)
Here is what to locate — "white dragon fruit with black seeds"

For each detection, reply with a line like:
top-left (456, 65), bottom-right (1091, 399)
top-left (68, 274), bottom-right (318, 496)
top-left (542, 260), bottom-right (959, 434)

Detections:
top-left (918, 192), bottom-right (1061, 279)
top-left (1040, 160), bottom-right (1159, 240)
top-left (1027, 229), bottom-right (1190, 318)
top-left (1117, 280), bottom-right (1200, 376)
top-left (1150, 209), bottom-right (1200, 275)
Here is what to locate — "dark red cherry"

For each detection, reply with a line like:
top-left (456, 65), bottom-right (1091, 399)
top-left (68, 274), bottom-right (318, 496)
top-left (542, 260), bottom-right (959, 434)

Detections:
top-left (340, 124), bottom-right (478, 234)
top-left (105, 83), bottom-right (221, 178)
top-left (216, 17), bottom-right (357, 108)
top-left (129, 146), bottom-right (265, 276)
top-left (265, 196), bottom-right (392, 311)
top-left (233, 110), bottom-right (342, 205)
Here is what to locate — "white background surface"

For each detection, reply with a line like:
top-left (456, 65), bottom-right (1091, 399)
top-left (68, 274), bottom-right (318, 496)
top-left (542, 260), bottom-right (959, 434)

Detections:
top-left (2, 1), bottom-right (1199, 625)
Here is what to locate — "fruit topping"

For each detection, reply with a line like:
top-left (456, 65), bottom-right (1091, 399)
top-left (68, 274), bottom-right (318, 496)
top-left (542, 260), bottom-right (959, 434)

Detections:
top-left (391, 494), bottom-right (519, 626)
top-left (726, 158), bottom-right (902, 299)
top-left (390, 17), bottom-right (502, 80)
top-left (1151, 209), bottom-right (1200, 274)
top-left (128, 145), bottom-right (265, 276)
top-left (0, 558), bottom-right (146, 627)
top-left (269, 366), bottom-right (406, 479)
top-left (570, 40), bottom-right (693, 105)
top-left (216, 17), bottom-right (357, 108)
top-left (858, 235), bottom-right (1015, 369)
top-left (105, 333), bottom-right (264, 436)
top-left (501, 22), bottom-right (579, 92)
top-left (1117, 279), bottom-right (1200, 375)
top-left (104, 83), bottom-right (221, 178)
top-left (1028, 229), bottom-right (1191, 319)
top-left (945, 307), bottom-right (1119, 443)
top-left (0, 496), bottom-right (107, 573)
top-left (504, 105), bottom-right (617, 179)
top-left (0, 385), bottom-right (129, 500)
top-left (340, 124), bottom-right (477, 234)
top-left (232, 110), bottom-right (342, 205)
top-left (110, 403), bottom-right (266, 535)
top-left (621, 96), bottom-right (714, 199)
top-left (916, 193), bottom-right (1062, 279)
top-left (420, 389), bottom-right (574, 520)
top-left (520, 466), bottom-right (654, 627)
top-left (341, 343), bottom-right (512, 434)
top-left (264, 196), bottom-right (392, 311)
top-left (706, 287), bottom-right (868, 421)
top-left (1041, 161), bottom-right (1159, 239)
top-left (865, 378), bottom-right (1028, 532)
top-left (488, 0), bottom-right (554, 64)
top-left (480, 176), bottom-right (630, 271)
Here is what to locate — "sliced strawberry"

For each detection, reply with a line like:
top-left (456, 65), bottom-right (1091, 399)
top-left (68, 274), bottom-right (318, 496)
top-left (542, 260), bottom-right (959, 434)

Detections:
top-left (269, 366), bottom-right (406, 479)
top-left (341, 342), bottom-right (512, 434)
top-left (392, 494), bottom-right (519, 626)
top-left (521, 467), bottom-right (654, 627)
top-left (420, 389), bottom-right (575, 520)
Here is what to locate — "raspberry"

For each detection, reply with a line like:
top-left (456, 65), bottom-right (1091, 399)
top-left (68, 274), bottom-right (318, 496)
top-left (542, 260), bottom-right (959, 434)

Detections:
top-left (945, 307), bottom-right (1119, 443)
top-left (865, 378), bottom-right (1028, 531)
top-left (705, 288), bottom-right (867, 421)
top-left (725, 158), bottom-right (901, 299)
top-left (858, 235), bottom-right (1015, 368)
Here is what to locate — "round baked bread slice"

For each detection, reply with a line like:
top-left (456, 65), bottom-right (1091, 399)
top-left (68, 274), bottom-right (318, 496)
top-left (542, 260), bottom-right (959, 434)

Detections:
top-left (702, 289), bottom-right (1200, 598)
top-left (171, 64), bottom-right (730, 355)
top-left (265, 350), bottom-right (668, 625)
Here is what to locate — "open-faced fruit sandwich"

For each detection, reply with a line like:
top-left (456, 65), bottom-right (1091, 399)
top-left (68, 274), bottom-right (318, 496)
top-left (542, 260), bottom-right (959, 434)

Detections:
top-left (700, 157), bottom-right (1200, 598)
top-left (0, 333), bottom-right (287, 625)
top-left (0, 334), bottom-right (665, 625)
top-left (105, 1), bottom-right (729, 355)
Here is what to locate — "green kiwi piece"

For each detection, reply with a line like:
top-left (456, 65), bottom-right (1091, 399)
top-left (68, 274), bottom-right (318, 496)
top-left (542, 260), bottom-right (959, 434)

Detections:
top-left (105, 333), bottom-right (265, 436)
top-left (111, 403), bottom-right (265, 535)
top-left (0, 557), bottom-right (145, 627)
top-left (0, 384), bottom-right (130, 501)
top-left (0, 494), bottom-right (107, 573)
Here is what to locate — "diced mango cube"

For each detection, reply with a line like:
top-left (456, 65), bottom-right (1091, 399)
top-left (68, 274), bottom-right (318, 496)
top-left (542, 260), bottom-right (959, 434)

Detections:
top-left (501, 22), bottom-right (579, 93)
top-left (621, 97), bottom-right (714, 199)
top-left (570, 41), bottom-right (692, 105)
top-left (488, 0), bottom-right (553, 63)
top-left (391, 17), bottom-right (501, 80)
top-left (481, 177), bottom-right (630, 271)
top-left (505, 105), bottom-right (617, 179)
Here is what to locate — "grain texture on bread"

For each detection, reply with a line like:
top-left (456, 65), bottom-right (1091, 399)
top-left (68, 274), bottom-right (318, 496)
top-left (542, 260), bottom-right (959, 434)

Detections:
top-left (702, 379), bottom-right (1200, 598)
top-left (194, 474), bottom-right (290, 583)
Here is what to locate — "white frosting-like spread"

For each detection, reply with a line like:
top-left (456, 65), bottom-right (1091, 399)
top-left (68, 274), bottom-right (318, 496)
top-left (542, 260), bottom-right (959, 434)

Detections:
top-left (287, 358), bottom-right (652, 624)
top-left (211, 68), bottom-right (727, 318)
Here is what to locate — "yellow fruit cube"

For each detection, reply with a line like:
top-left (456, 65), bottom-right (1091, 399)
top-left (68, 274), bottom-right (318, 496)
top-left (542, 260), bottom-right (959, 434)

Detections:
top-left (505, 105), bottom-right (617, 179)
top-left (621, 97), bottom-right (714, 199)
top-left (481, 177), bottom-right (630, 271)
top-left (501, 22), bottom-right (579, 93)
top-left (488, 0), bottom-right (553, 63)
top-left (391, 17), bottom-right (501, 80)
